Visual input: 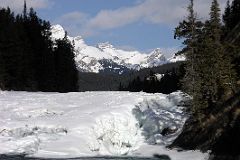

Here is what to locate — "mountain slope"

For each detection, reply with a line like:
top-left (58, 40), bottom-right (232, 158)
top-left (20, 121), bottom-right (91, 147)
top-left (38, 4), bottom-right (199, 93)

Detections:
top-left (51, 25), bottom-right (185, 74)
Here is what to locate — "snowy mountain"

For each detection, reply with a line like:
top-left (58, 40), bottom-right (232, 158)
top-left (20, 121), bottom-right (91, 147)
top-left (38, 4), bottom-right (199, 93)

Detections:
top-left (51, 25), bottom-right (185, 74)
top-left (168, 54), bottom-right (186, 63)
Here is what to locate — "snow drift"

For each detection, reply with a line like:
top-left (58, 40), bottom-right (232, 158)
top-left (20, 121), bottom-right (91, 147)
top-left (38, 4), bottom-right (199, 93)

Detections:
top-left (0, 91), bottom-right (207, 160)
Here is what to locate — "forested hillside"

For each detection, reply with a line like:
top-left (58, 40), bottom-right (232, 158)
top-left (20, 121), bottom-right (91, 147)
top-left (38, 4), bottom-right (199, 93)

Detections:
top-left (78, 62), bottom-right (183, 92)
top-left (119, 64), bottom-right (185, 94)
top-left (0, 2), bottom-right (78, 92)
top-left (171, 0), bottom-right (240, 159)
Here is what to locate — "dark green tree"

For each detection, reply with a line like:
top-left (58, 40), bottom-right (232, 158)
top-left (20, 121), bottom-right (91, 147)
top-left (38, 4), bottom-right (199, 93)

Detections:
top-left (223, 0), bottom-right (231, 33)
top-left (174, 0), bottom-right (204, 114)
top-left (54, 33), bottom-right (79, 92)
top-left (228, 0), bottom-right (240, 30)
top-left (0, 8), bottom-right (16, 90)
top-left (223, 0), bottom-right (240, 79)
top-left (174, 0), bottom-right (203, 96)
top-left (24, 8), bottom-right (56, 91)
top-left (0, 2), bottom-right (79, 92)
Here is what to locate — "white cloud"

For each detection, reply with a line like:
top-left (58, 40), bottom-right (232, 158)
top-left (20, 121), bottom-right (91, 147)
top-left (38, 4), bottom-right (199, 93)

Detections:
top-left (54, 11), bottom-right (92, 37)
top-left (0, 0), bottom-right (53, 13)
top-left (56, 11), bottom-right (88, 23)
top-left (86, 0), bottom-right (229, 30)
top-left (86, 0), bottom-right (185, 30)
top-left (55, 0), bottom-right (230, 37)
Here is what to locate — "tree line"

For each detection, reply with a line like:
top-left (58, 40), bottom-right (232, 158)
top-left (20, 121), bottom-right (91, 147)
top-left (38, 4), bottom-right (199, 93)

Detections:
top-left (174, 0), bottom-right (240, 120)
top-left (0, 2), bottom-right (78, 92)
top-left (119, 65), bottom-right (185, 94)
top-left (171, 1), bottom-right (240, 158)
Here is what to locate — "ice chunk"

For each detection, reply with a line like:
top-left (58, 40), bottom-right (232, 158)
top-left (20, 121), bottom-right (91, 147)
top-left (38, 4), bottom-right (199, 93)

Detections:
top-left (133, 92), bottom-right (189, 145)
top-left (89, 113), bottom-right (144, 155)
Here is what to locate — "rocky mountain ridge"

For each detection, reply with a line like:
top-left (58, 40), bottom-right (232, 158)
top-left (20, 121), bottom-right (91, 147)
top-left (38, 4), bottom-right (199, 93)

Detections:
top-left (51, 24), bottom-right (185, 74)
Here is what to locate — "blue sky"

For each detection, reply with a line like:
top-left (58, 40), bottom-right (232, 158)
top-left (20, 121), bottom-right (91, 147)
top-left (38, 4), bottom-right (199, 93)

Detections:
top-left (0, 0), bottom-right (229, 56)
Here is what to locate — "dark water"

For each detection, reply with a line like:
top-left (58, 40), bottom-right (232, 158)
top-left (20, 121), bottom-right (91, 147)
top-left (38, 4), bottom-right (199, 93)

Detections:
top-left (0, 155), bottom-right (171, 160)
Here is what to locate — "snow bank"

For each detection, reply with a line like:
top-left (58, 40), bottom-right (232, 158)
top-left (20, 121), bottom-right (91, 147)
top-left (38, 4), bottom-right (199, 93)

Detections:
top-left (88, 113), bottom-right (143, 155)
top-left (0, 91), bottom-right (208, 159)
top-left (0, 125), bottom-right (67, 155)
top-left (133, 92), bottom-right (189, 145)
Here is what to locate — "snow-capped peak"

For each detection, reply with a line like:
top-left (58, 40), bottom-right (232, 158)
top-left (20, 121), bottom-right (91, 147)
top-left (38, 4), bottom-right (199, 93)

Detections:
top-left (149, 48), bottom-right (165, 60)
top-left (150, 48), bottom-right (161, 55)
top-left (50, 24), bottom-right (65, 40)
top-left (50, 24), bottom-right (183, 74)
top-left (146, 48), bottom-right (166, 67)
top-left (97, 42), bottom-right (114, 50)
top-left (168, 54), bottom-right (186, 63)
top-left (71, 36), bottom-right (87, 49)
top-left (50, 25), bottom-right (87, 49)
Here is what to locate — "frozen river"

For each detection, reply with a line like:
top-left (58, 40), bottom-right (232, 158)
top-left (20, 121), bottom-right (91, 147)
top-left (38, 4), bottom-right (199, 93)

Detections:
top-left (0, 91), bottom-right (208, 160)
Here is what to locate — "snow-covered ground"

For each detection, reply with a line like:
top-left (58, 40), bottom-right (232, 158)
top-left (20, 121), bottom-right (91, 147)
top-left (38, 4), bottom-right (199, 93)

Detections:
top-left (0, 91), bottom-right (208, 160)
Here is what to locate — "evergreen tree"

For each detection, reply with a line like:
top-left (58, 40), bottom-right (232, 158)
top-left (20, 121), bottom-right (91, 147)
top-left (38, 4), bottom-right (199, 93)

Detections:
top-left (171, 0), bottom-right (240, 156)
top-left (210, 0), bottom-right (236, 97)
top-left (14, 15), bottom-right (37, 90)
top-left (54, 33), bottom-right (79, 92)
top-left (223, 0), bottom-right (240, 79)
top-left (23, 0), bottom-right (27, 20)
top-left (24, 8), bottom-right (56, 91)
top-left (0, 8), bottom-right (12, 90)
top-left (174, 0), bottom-right (204, 114)
top-left (174, 0), bottom-right (237, 117)
top-left (0, 2), bottom-right (79, 92)
top-left (193, 0), bottom-right (236, 117)
top-left (205, 0), bottom-right (223, 104)
top-left (174, 0), bottom-right (203, 96)
top-left (121, 68), bottom-right (183, 94)
top-left (229, 0), bottom-right (240, 30)
top-left (223, 0), bottom-right (231, 34)
top-left (0, 9), bottom-right (34, 90)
